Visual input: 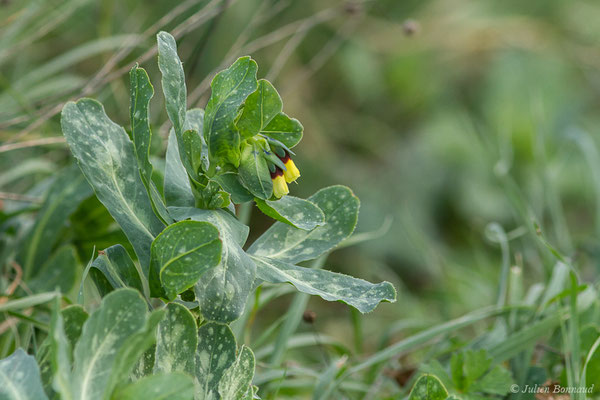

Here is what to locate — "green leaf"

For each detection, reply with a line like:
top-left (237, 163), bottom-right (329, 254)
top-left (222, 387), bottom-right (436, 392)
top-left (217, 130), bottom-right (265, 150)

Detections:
top-left (255, 196), bottom-right (325, 230)
top-left (149, 221), bottom-right (222, 299)
top-left (249, 185), bottom-right (359, 263)
top-left (252, 256), bottom-right (396, 313)
top-left (129, 65), bottom-right (154, 186)
top-left (195, 322), bottom-right (237, 400)
top-left (113, 373), bottom-right (194, 400)
top-left (463, 349), bottom-right (491, 389)
top-left (61, 99), bottom-right (165, 272)
top-left (204, 56), bottom-right (258, 167)
top-left (450, 352), bottom-right (464, 390)
top-left (236, 79), bottom-right (282, 140)
top-left (184, 109), bottom-right (209, 172)
top-left (71, 289), bottom-right (150, 400)
top-left (212, 172), bottom-right (254, 204)
top-left (62, 305), bottom-right (88, 350)
top-left (0, 349), bottom-right (48, 400)
top-left (164, 130), bottom-right (195, 207)
top-left (182, 129), bottom-right (203, 177)
top-left (157, 31), bottom-right (188, 161)
top-left (129, 65), bottom-right (172, 225)
top-left (168, 207), bottom-right (255, 323)
top-left (29, 245), bottom-right (79, 294)
top-left (105, 310), bottom-right (165, 397)
top-left (470, 365), bottom-right (513, 396)
top-left (409, 374), bottom-right (450, 400)
top-left (49, 297), bottom-right (72, 400)
top-left (218, 346), bottom-right (255, 400)
top-left (164, 109), bottom-right (209, 207)
top-left (238, 140), bottom-right (272, 199)
top-left (154, 303), bottom-right (197, 375)
top-left (90, 244), bottom-right (144, 296)
top-left (18, 164), bottom-right (92, 279)
top-left (261, 112), bottom-right (303, 148)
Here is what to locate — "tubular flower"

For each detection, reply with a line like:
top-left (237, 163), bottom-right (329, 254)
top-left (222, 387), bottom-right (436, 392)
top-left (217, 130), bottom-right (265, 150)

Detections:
top-left (279, 152), bottom-right (300, 183)
top-left (271, 168), bottom-right (289, 198)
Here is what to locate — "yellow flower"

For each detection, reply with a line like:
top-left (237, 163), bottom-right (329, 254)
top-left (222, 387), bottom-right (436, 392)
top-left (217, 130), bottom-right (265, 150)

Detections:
top-left (283, 157), bottom-right (300, 183)
top-left (271, 169), bottom-right (289, 198)
top-left (279, 152), bottom-right (300, 183)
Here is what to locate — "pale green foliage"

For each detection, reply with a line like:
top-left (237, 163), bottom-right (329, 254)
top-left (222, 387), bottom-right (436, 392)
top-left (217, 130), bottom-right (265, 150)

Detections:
top-left (0, 349), bottom-right (48, 400)
top-left (1, 30), bottom-right (396, 400)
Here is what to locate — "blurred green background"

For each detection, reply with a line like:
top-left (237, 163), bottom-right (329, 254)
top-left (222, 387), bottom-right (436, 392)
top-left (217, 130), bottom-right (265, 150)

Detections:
top-left (3, 0), bottom-right (600, 394)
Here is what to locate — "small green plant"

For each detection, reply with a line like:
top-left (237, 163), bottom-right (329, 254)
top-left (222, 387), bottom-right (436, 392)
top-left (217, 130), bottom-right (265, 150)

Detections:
top-left (0, 31), bottom-right (395, 399)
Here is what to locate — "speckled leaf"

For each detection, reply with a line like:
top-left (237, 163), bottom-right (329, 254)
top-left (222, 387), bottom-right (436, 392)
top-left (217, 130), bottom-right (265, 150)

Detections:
top-left (164, 109), bottom-right (208, 207)
top-left (184, 109), bottom-right (209, 172)
top-left (252, 256), bottom-right (396, 313)
top-left (204, 56), bottom-right (258, 167)
top-left (90, 244), bottom-right (144, 296)
top-left (238, 141), bottom-right (272, 199)
top-left (408, 374), bottom-right (449, 400)
top-left (255, 196), bottom-right (325, 230)
top-left (218, 346), bottom-right (255, 400)
top-left (62, 305), bottom-right (88, 350)
top-left (237, 79), bottom-right (282, 140)
top-left (195, 323), bottom-right (237, 400)
top-left (165, 130), bottom-right (195, 207)
top-left (212, 172), bottom-right (254, 204)
top-left (38, 305), bottom-right (88, 397)
top-left (168, 207), bottom-right (255, 323)
top-left (157, 32), bottom-right (191, 175)
top-left (154, 303), bottom-right (197, 375)
top-left (182, 129), bottom-right (203, 177)
top-left (261, 112), bottom-right (303, 148)
top-left (130, 66), bottom-right (154, 184)
top-left (149, 221), bottom-right (222, 300)
top-left (105, 309), bottom-right (165, 397)
top-left (29, 245), bottom-right (78, 294)
top-left (114, 373), bottom-right (194, 400)
top-left (18, 164), bottom-right (92, 279)
top-left (61, 99), bottom-right (165, 272)
top-left (71, 289), bottom-right (149, 400)
top-left (249, 185), bottom-right (359, 263)
top-left (129, 65), bottom-right (172, 225)
top-left (0, 349), bottom-right (48, 400)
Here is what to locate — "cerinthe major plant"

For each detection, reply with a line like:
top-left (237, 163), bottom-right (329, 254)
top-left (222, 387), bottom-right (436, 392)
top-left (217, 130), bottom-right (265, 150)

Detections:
top-left (0, 31), bottom-right (396, 399)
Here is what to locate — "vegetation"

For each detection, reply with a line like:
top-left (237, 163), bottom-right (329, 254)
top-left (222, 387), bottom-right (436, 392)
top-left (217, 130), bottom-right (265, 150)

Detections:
top-left (3, 0), bottom-right (600, 399)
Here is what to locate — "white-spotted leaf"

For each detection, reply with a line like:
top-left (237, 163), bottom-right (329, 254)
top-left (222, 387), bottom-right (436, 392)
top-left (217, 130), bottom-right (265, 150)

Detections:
top-left (408, 374), bottom-right (450, 400)
top-left (0, 349), bottom-right (48, 400)
top-left (204, 56), bottom-right (258, 167)
top-left (154, 303), bottom-right (197, 375)
top-left (61, 99), bottom-right (165, 272)
top-left (129, 65), bottom-right (172, 225)
top-left (238, 141), bottom-right (272, 199)
top-left (249, 185), bottom-right (359, 263)
top-left (252, 256), bottom-right (396, 313)
top-left (149, 221), bottom-right (222, 300)
top-left (260, 112), bottom-right (303, 148)
top-left (236, 79), bottom-right (282, 140)
top-left (218, 345), bottom-right (255, 400)
top-left (254, 195), bottom-right (325, 230)
top-left (195, 322), bottom-right (237, 400)
top-left (168, 207), bottom-right (255, 323)
top-left (71, 289), bottom-right (150, 400)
